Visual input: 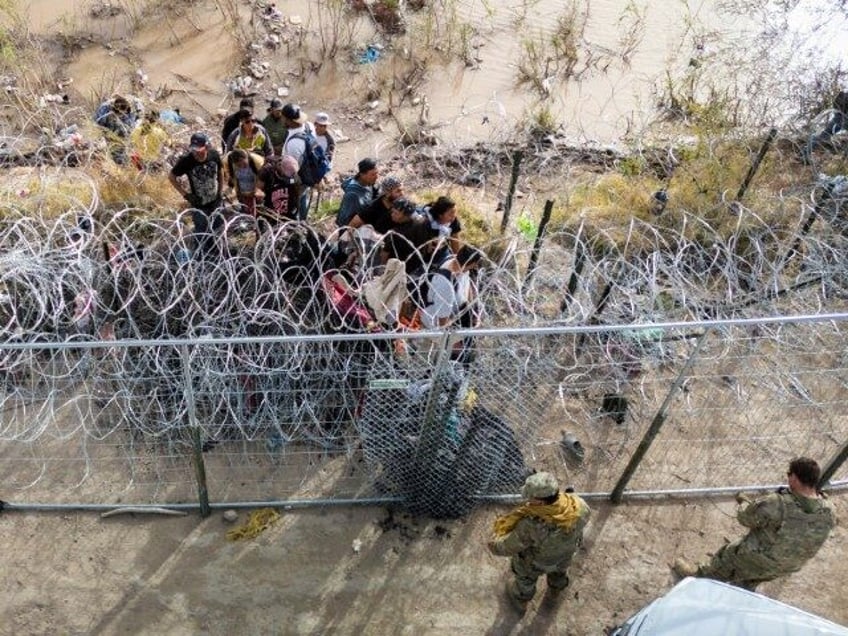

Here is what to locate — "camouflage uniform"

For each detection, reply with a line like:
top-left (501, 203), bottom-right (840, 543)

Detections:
top-left (489, 474), bottom-right (591, 603)
top-left (699, 488), bottom-right (836, 590)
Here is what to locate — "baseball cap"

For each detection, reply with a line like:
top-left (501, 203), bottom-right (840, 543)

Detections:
top-left (268, 98), bottom-right (284, 111)
top-left (314, 112), bottom-right (331, 126)
top-left (189, 132), bottom-right (209, 151)
top-left (521, 472), bottom-right (559, 499)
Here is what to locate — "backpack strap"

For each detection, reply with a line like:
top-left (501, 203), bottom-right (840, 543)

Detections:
top-left (290, 131), bottom-right (314, 143)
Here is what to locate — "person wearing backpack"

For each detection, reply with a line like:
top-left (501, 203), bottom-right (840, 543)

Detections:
top-left (281, 103), bottom-right (329, 220)
top-left (414, 245), bottom-right (483, 329)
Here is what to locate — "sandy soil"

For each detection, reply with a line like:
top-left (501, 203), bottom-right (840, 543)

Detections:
top-left (2, 494), bottom-right (845, 635)
top-left (12, 0), bottom-right (727, 162)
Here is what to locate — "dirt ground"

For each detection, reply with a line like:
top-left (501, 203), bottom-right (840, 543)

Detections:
top-left (1, 492), bottom-right (845, 635)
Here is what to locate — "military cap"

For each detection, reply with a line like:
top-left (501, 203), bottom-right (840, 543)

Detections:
top-left (521, 472), bottom-right (559, 499)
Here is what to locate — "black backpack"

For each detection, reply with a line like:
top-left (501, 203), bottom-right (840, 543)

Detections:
top-left (291, 132), bottom-right (331, 187)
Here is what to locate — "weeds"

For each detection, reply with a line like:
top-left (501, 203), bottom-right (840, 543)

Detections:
top-left (545, 131), bottom-right (808, 259)
top-left (617, 0), bottom-right (645, 67)
top-left (0, 29), bottom-right (15, 68)
top-left (312, 0), bottom-right (361, 64)
top-left (527, 105), bottom-right (559, 137)
top-left (516, 2), bottom-right (585, 98)
top-left (0, 2), bottom-right (24, 72)
top-left (658, 68), bottom-right (737, 132)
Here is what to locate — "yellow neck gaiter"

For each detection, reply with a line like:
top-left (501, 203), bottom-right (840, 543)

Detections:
top-left (493, 492), bottom-right (582, 538)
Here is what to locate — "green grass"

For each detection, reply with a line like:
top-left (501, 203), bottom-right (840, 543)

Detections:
top-left (543, 132), bottom-right (815, 258)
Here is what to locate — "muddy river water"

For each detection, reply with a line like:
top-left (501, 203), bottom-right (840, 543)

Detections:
top-left (14, 0), bottom-right (847, 147)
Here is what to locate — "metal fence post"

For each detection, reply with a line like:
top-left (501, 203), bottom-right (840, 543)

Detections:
top-left (521, 200), bottom-right (554, 294)
top-left (560, 224), bottom-right (585, 313)
top-left (734, 127), bottom-right (777, 203)
top-left (180, 344), bottom-right (210, 517)
top-left (818, 439), bottom-right (848, 490)
top-left (575, 261), bottom-right (620, 356)
top-left (500, 150), bottom-right (524, 234)
top-left (610, 330), bottom-right (710, 503)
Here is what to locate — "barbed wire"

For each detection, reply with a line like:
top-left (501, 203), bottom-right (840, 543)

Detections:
top-left (0, 172), bottom-right (845, 447)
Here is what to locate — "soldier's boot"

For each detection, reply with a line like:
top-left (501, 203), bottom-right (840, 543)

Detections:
top-left (541, 575), bottom-right (569, 610)
top-left (505, 581), bottom-right (529, 616)
top-left (671, 557), bottom-right (701, 580)
top-left (545, 574), bottom-right (569, 596)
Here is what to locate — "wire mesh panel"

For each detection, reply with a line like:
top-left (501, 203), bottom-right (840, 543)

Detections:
top-left (2, 317), bottom-right (847, 517)
top-left (467, 320), bottom-right (848, 497)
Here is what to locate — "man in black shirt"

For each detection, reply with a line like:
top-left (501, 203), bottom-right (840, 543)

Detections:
top-left (349, 176), bottom-right (405, 232)
top-left (169, 132), bottom-right (224, 254)
top-left (380, 199), bottom-right (430, 271)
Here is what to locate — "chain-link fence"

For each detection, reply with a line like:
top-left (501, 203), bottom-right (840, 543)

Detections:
top-left (0, 0), bottom-right (847, 523)
top-left (2, 314), bottom-right (847, 518)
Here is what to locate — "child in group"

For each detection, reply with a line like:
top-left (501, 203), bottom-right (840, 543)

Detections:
top-left (225, 149), bottom-right (264, 216)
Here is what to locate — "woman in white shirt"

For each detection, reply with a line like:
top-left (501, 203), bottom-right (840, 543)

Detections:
top-left (419, 246), bottom-right (483, 329)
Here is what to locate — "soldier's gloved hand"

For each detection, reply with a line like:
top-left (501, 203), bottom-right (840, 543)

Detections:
top-left (735, 491), bottom-right (751, 505)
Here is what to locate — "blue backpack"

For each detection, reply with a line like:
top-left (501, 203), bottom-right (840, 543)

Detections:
top-left (291, 132), bottom-right (331, 186)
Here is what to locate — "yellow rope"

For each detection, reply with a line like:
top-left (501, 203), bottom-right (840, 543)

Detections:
top-left (462, 387), bottom-right (478, 411)
top-left (226, 508), bottom-right (280, 541)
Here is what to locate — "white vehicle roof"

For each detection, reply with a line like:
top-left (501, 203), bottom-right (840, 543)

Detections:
top-left (614, 577), bottom-right (848, 636)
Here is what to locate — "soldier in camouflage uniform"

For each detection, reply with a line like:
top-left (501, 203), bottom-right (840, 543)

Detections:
top-left (488, 472), bottom-right (591, 614)
top-left (673, 456), bottom-right (837, 591)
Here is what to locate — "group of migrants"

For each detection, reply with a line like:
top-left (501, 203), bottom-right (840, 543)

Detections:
top-left (89, 95), bottom-right (507, 511)
top-left (148, 96), bottom-right (485, 337)
top-left (489, 457), bottom-right (836, 618)
top-left (93, 93), bottom-right (185, 167)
